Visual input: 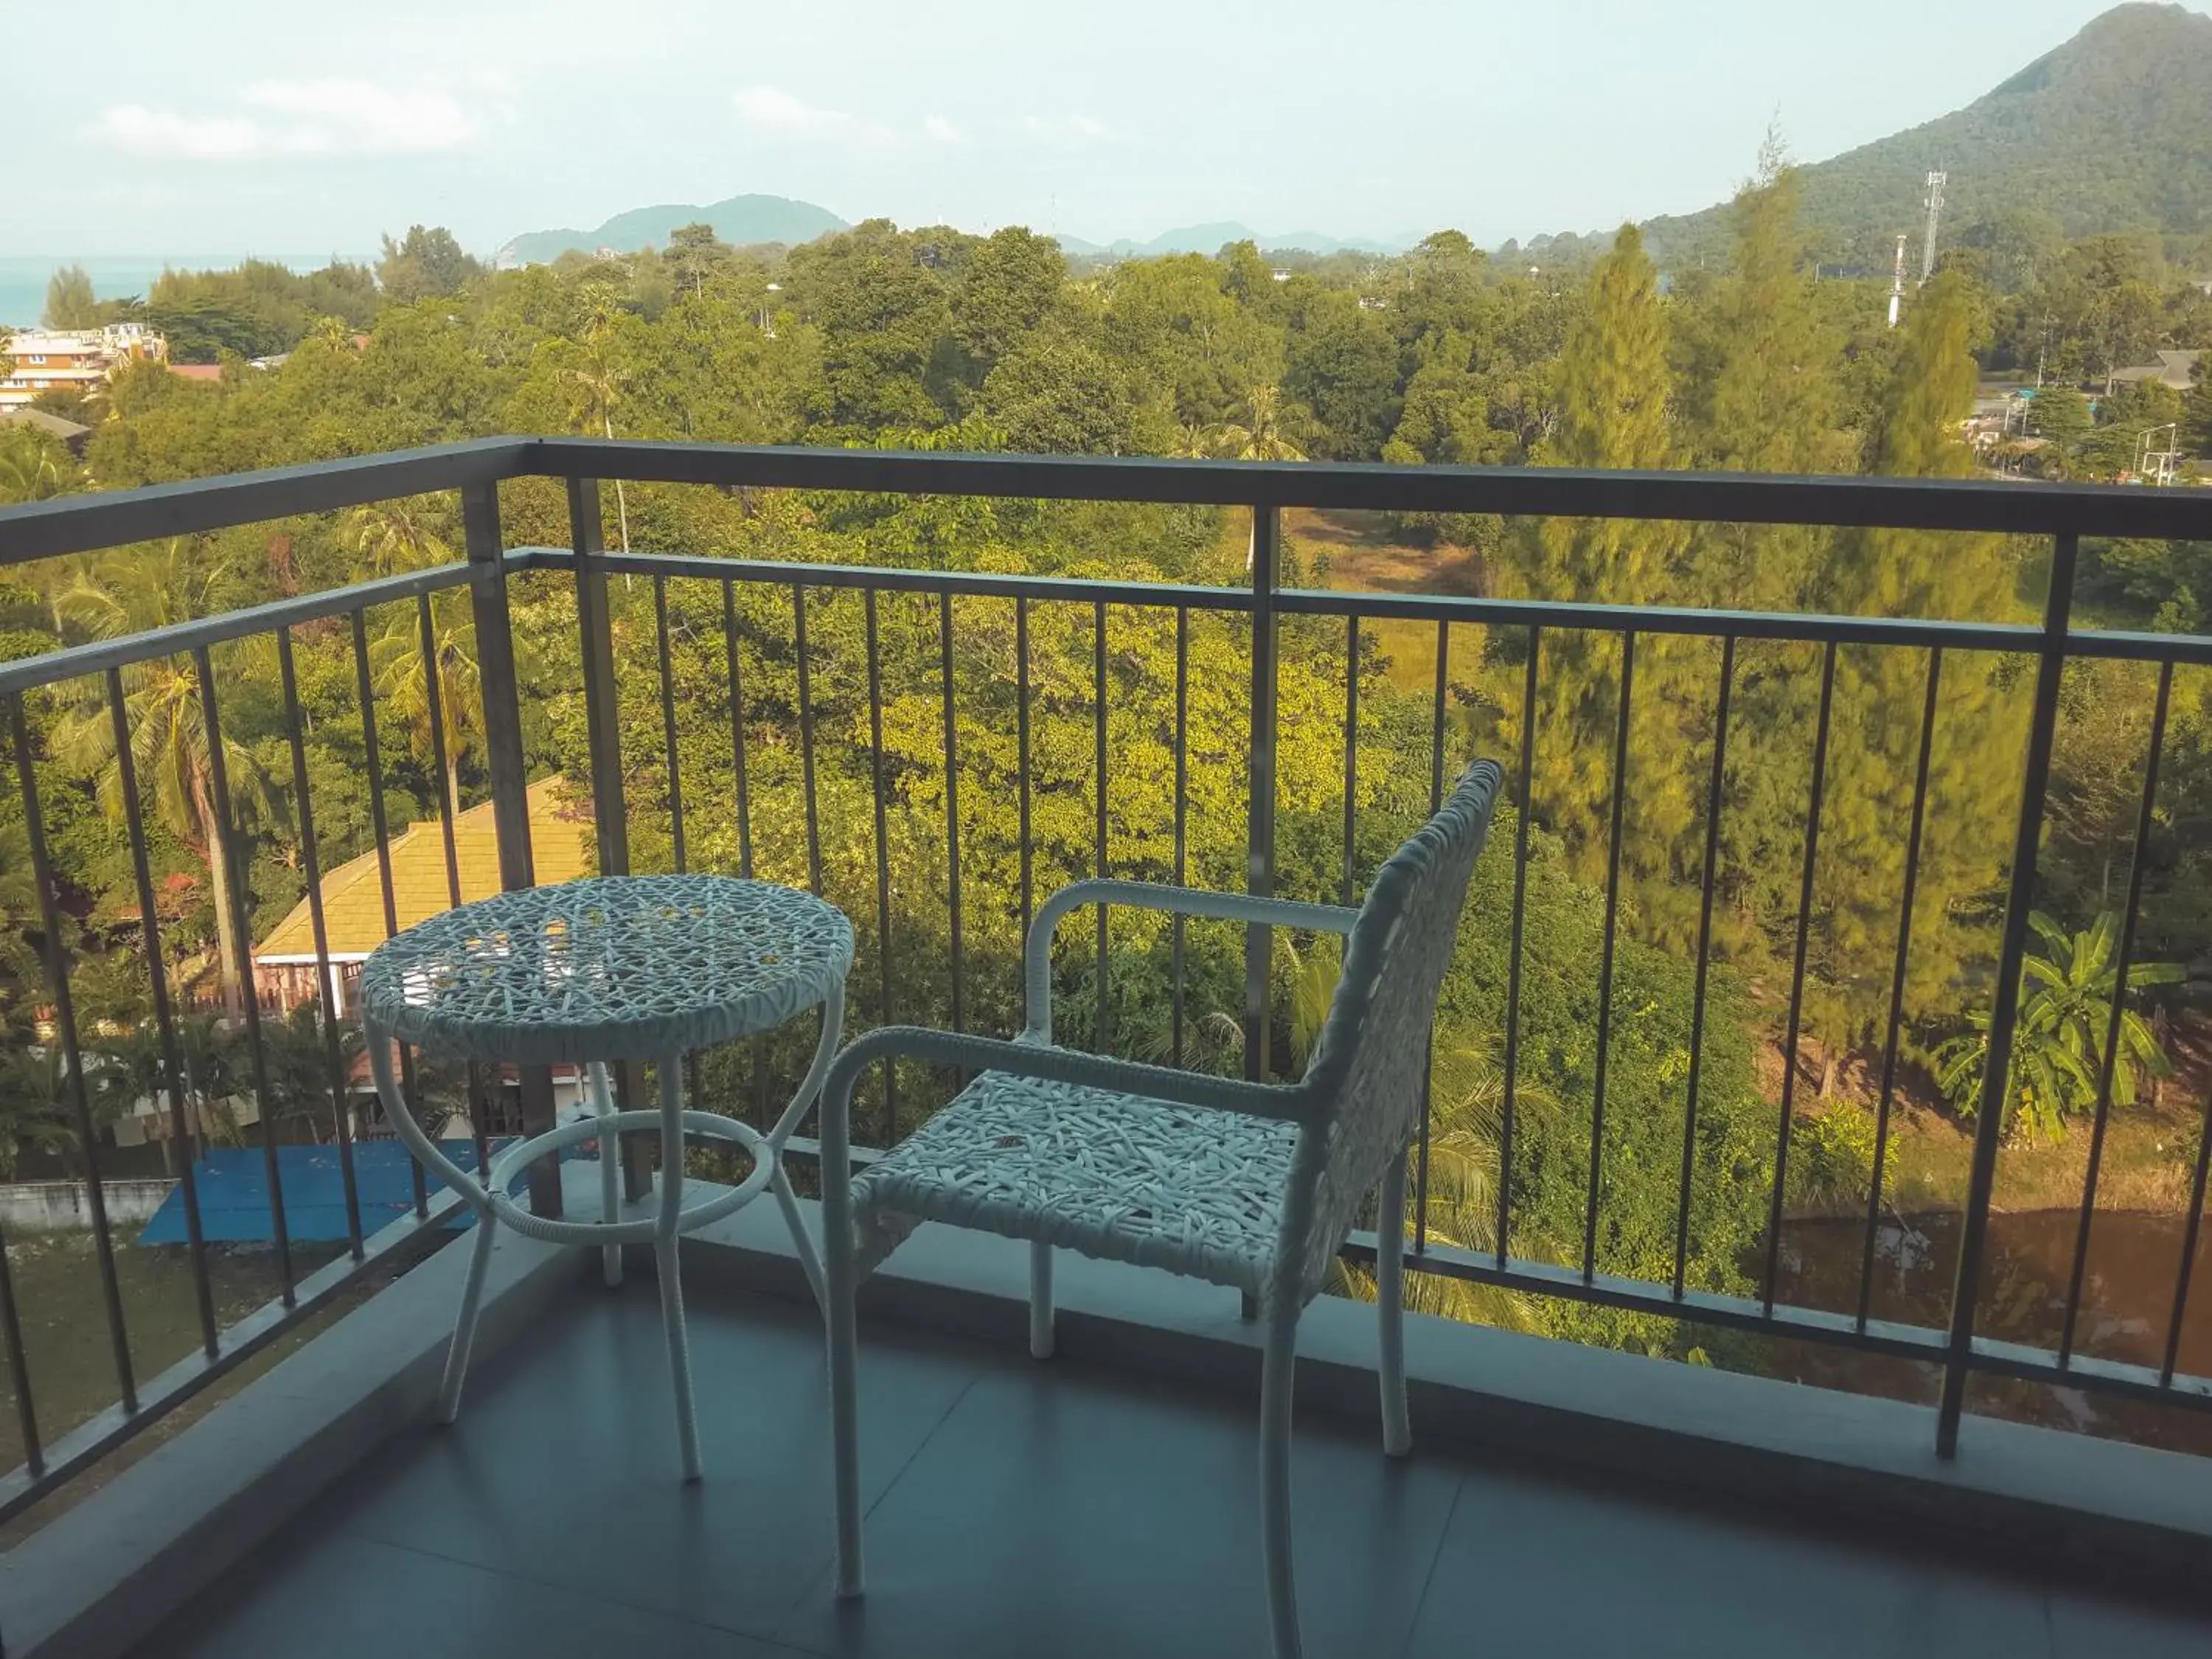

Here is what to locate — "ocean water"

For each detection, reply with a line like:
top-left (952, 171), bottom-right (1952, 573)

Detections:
top-left (0, 254), bottom-right (365, 330)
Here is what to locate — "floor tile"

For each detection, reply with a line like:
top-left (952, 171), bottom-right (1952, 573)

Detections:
top-left (772, 1357), bottom-right (1461, 1659)
top-left (1402, 1464), bottom-right (2056, 1659)
top-left (139, 1532), bottom-right (804, 1659)
top-left (324, 1284), bottom-right (987, 1644)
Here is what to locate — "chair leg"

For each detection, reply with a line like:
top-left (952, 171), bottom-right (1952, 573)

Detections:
top-left (1377, 1149), bottom-right (1412, 1458)
top-left (824, 1114), bottom-right (865, 1597)
top-left (1029, 1239), bottom-right (1055, 1360)
top-left (655, 1054), bottom-right (702, 1482)
top-left (437, 1206), bottom-right (498, 1425)
top-left (1259, 1297), bottom-right (1304, 1659)
top-left (591, 1062), bottom-right (622, 1288)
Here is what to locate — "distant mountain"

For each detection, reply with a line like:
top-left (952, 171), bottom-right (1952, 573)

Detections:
top-left (1057, 222), bottom-right (1405, 259)
top-left (1640, 3), bottom-right (2212, 268)
top-left (498, 195), bottom-right (849, 265)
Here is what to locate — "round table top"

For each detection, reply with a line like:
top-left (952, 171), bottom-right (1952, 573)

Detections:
top-left (358, 875), bottom-right (853, 1065)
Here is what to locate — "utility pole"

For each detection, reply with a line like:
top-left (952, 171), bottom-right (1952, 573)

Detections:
top-left (1920, 170), bottom-right (1947, 283)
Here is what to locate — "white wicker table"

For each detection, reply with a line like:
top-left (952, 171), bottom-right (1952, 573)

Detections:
top-left (360, 874), bottom-right (852, 1481)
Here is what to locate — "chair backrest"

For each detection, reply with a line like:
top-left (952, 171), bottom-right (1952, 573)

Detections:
top-left (1272, 759), bottom-right (1506, 1306)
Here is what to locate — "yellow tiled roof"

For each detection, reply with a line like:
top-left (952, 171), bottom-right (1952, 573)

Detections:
top-left (256, 777), bottom-right (595, 959)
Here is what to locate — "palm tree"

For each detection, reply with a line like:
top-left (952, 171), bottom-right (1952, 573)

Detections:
top-left (558, 284), bottom-right (635, 556)
top-left (0, 423), bottom-right (76, 504)
top-left (50, 542), bottom-right (267, 1013)
top-left (0, 1048), bottom-right (80, 1178)
top-left (347, 495), bottom-right (454, 577)
top-left (369, 592), bottom-right (481, 811)
top-left (1938, 911), bottom-right (2183, 1142)
top-left (1207, 385), bottom-right (1308, 574)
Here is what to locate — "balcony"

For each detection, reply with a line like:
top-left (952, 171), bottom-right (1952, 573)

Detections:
top-left (1, 439), bottom-right (2211, 1657)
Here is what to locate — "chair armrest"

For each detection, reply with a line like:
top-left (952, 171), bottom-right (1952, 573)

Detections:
top-left (1023, 879), bottom-right (1360, 1042)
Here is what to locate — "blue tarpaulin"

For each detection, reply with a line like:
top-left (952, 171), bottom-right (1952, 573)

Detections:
top-left (137, 1141), bottom-right (506, 1245)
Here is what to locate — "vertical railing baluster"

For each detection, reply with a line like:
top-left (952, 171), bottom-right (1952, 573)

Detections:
top-left (1859, 647), bottom-right (1944, 1331)
top-left (1763, 640), bottom-right (1837, 1313)
top-left (462, 481), bottom-right (554, 1213)
top-left (276, 627), bottom-right (364, 1258)
top-left (1341, 614), bottom-right (1360, 906)
top-left (1171, 607), bottom-right (1189, 1068)
top-left (2165, 1079), bottom-right (2212, 1387)
top-left (0, 1190), bottom-right (37, 1475)
top-left (1016, 597), bottom-right (1034, 942)
top-left (940, 591), bottom-right (964, 1036)
top-left (8, 694), bottom-right (136, 1410)
top-left (1674, 636), bottom-right (1736, 1300)
top-left (2060, 659), bottom-right (2174, 1363)
top-left (1244, 505), bottom-right (1280, 1084)
top-left (1496, 627), bottom-right (1540, 1267)
top-left (727, 579), bottom-right (768, 1130)
top-left (1582, 631), bottom-right (1635, 1281)
top-left (193, 644), bottom-right (293, 1304)
top-left (723, 582), bottom-right (754, 879)
top-left (354, 609), bottom-right (428, 1218)
top-left (1416, 620), bottom-right (1449, 1253)
top-left (864, 589), bottom-right (895, 1135)
top-left (109, 667), bottom-right (217, 1353)
top-left (794, 585), bottom-right (823, 897)
top-left (416, 589), bottom-right (493, 1178)
top-left (1938, 532), bottom-right (2080, 1458)
top-left (655, 574), bottom-right (686, 874)
top-left (1093, 598), bottom-right (1110, 1055)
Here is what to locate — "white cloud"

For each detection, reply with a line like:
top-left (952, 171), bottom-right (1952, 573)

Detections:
top-left (1020, 113), bottom-right (1111, 142)
top-left (921, 114), bottom-right (966, 145)
top-left (731, 84), bottom-right (896, 146)
top-left (93, 80), bottom-right (490, 161)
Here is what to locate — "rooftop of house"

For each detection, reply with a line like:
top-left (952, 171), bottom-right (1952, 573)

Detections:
top-left (2110, 349), bottom-right (2203, 390)
top-left (255, 776), bottom-right (594, 961)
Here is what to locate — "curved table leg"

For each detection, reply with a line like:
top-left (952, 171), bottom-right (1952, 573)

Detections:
top-left (589, 1062), bottom-right (622, 1287)
top-left (768, 982), bottom-right (845, 1312)
top-left (369, 1027), bottom-right (500, 1425)
top-left (655, 1051), bottom-right (703, 1481)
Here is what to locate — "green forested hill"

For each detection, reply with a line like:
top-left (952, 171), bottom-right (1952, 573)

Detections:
top-left (499, 194), bottom-right (849, 264)
top-left (1643, 3), bottom-right (2212, 268)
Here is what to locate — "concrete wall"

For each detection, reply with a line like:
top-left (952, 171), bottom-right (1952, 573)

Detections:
top-left (0, 1179), bottom-right (174, 1231)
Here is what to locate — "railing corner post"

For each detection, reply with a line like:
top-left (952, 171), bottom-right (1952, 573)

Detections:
top-left (463, 479), bottom-right (560, 1217)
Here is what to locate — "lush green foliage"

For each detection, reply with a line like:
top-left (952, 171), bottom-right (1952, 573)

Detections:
top-left (3, 151), bottom-right (2207, 1374)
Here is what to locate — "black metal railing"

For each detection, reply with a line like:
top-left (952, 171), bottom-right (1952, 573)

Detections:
top-left (1, 437), bottom-right (2210, 1527)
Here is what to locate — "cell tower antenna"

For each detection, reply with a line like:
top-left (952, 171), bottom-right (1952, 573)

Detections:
top-left (1920, 170), bottom-right (1947, 282)
top-left (1888, 234), bottom-right (1908, 329)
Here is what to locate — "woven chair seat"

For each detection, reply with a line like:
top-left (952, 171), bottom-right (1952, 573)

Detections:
top-left (853, 1069), bottom-right (1300, 1294)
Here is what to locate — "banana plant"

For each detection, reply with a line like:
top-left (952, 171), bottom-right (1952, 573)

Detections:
top-left (1936, 911), bottom-right (2183, 1143)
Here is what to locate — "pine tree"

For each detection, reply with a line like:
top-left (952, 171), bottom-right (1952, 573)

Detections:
top-left (1803, 272), bottom-right (2030, 1062)
top-left (1498, 226), bottom-right (1705, 942)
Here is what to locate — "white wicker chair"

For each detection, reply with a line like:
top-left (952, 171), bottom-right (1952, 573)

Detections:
top-left (818, 759), bottom-right (1505, 1659)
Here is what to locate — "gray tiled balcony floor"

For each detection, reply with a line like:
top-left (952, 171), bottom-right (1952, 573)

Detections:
top-left (136, 1283), bottom-right (2211, 1659)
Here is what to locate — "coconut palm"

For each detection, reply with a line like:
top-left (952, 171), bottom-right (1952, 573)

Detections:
top-left (1207, 385), bottom-right (1308, 574)
top-left (347, 494), bottom-right (454, 577)
top-left (368, 591), bottom-right (481, 812)
top-left (0, 425), bottom-right (70, 504)
top-left (50, 541), bottom-right (268, 1012)
top-left (1937, 911), bottom-right (2184, 1143)
top-left (0, 1047), bottom-right (80, 1178)
top-left (557, 283), bottom-right (635, 556)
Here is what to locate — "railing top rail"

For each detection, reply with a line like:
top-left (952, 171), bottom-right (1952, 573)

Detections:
top-left (6, 436), bottom-right (2212, 568)
top-left (0, 438), bottom-right (526, 568)
top-left (518, 438), bottom-right (2212, 540)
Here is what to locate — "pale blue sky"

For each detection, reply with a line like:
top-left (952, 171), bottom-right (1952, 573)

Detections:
top-left (12, 1), bottom-right (2161, 257)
